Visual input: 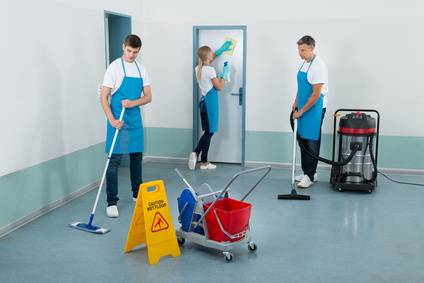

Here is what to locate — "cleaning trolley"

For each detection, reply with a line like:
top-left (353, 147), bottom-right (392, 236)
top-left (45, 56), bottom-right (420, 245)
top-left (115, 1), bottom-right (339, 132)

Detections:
top-left (175, 166), bottom-right (271, 262)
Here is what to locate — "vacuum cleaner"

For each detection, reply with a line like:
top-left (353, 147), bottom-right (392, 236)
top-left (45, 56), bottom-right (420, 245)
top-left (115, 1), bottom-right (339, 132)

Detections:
top-left (280, 108), bottom-right (380, 199)
top-left (329, 109), bottom-right (380, 193)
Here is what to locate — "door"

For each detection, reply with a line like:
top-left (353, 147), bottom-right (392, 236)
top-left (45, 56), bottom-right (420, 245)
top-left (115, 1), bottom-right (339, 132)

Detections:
top-left (104, 11), bottom-right (132, 66)
top-left (104, 11), bottom-right (132, 166)
top-left (193, 26), bottom-right (246, 164)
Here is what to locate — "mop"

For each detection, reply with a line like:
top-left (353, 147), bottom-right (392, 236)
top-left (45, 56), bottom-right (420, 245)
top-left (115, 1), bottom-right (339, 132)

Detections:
top-left (69, 108), bottom-right (126, 234)
top-left (278, 118), bottom-right (310, 200)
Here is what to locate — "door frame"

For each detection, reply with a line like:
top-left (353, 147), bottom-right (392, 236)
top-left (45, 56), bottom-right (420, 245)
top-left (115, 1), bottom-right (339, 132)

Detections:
top-left (104, 11), bottom-right (132, 68)
top-left (192, 25), bottom-right (247, 165)
top-left (103, 11), bottom-right (132, 167)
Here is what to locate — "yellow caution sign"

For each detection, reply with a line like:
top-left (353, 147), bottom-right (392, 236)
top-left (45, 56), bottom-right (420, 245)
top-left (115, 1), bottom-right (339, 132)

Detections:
top-left (124, 180), bottom-right (180, 265)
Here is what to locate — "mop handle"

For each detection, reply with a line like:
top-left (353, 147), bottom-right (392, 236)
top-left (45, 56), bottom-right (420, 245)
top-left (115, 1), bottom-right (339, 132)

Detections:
top-left (91, 108), bottom-right (126, 215)
top-left (291, 118), bottom-right (298, 187)
top-left (174, 169), bottom-right (197, 197)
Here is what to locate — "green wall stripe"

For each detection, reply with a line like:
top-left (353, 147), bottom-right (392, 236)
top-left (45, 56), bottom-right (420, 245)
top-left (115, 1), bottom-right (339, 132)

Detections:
top-left (0, 143), bottom-right (105, 228)
top-left (245, 132), bottom-right (334, 163)
top-left (378, 135), bottom-right (424, 170)
top-left (144, 127), bottom-right (424, 170)
top-left (144, 127), bottom-right (193, 158)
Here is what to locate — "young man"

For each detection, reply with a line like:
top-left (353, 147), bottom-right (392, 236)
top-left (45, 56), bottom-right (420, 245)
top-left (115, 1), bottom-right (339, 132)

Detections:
top-left (292, 35), bottom-right (328, 188)
top-left (100, 34), bottom-right (152, 217)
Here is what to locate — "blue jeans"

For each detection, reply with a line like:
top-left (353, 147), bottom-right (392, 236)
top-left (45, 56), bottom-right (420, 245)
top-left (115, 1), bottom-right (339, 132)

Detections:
top-left (106, 152), bottom-right (143, 206)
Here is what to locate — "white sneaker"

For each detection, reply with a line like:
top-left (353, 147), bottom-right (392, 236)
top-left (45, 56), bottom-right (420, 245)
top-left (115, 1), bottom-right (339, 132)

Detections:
top-left (106, 205), bottom-right (119, 218)
top-left (200, 163), bottom-right (217, 170)
top-left (295, 173), bottom-right (318, 182)
top-left (188, 152), bottom-right (197, 170)
top-left (132, 197), bottom-right (137, 202)
top-left (297, 175), bottom-right (314, 188)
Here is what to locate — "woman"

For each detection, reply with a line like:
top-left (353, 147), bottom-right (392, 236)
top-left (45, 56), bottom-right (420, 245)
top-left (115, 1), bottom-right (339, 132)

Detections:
top-left (188, 42), bottom-right (231, 170)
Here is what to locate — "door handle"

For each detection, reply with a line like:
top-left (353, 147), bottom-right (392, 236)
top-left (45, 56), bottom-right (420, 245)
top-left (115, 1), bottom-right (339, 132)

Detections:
top-left (231, 87), bottom-right (243, 106)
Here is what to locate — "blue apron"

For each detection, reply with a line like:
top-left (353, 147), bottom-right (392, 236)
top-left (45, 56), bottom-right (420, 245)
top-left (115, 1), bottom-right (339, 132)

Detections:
top-left (105, 58), bottom-right (144, 154)
top-left (297, 56), bottom-right (323, 141)
top-left (203, 87), bottom-right (219, 133)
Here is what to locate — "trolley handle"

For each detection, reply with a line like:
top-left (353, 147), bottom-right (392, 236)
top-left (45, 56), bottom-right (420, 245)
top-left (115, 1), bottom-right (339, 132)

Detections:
top-left (175, 168), bottom-right (198, 197)
top-left (239, 166), bottom-right (272, 202)
top-left (194, 166), bottom-right (272, 228)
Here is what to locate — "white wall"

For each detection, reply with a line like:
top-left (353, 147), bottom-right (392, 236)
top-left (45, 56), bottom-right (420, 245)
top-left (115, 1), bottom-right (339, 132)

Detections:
top-left (139, 0), bottom-right (424, 136)
top-left (2, 0), bottom-right (423, 176)
top-left (0, 0), bottom-right (142, 176)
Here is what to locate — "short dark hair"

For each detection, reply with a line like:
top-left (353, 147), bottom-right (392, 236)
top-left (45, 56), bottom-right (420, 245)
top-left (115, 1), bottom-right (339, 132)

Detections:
top-left (124, 34), bottom-right (142, 49)
top-left (297, 35), bottom-right (315, 48)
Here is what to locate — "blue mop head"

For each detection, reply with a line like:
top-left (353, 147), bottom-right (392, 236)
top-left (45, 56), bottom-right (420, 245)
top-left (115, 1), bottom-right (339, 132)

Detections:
top-left (69, 222), bottom-right (110, 234)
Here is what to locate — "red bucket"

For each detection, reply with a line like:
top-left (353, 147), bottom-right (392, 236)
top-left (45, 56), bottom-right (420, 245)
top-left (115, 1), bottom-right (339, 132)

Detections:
top-left (204, 198), bottom-right (252, 242)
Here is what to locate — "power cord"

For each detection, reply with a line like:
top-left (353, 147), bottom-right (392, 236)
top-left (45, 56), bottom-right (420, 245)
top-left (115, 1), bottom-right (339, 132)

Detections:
top-left (378, 171), bottom-right (424, 187)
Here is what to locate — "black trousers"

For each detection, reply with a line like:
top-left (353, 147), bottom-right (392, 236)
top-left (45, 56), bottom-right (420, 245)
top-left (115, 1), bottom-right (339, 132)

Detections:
top-left (195, 101), bottom-right (214, 163)
top-left (298, 108), bottom-right (326, 181)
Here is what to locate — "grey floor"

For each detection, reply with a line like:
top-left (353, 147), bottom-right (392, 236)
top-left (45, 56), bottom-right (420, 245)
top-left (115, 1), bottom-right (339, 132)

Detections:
top-left (1, 162), bottom-right (424, 283)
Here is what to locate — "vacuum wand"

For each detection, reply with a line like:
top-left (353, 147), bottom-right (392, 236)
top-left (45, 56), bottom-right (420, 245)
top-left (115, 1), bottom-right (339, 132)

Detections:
top-left (278, 118), bottom-right (310, 200)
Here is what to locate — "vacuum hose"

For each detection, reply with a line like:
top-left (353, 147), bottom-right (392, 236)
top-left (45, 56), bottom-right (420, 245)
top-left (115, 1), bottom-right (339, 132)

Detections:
top-left (297, 136), bottom-right (360, 166)
top-left (363, 135), bottom-right (378, 183)
top-left (290, 111), bottom-right (360, 167)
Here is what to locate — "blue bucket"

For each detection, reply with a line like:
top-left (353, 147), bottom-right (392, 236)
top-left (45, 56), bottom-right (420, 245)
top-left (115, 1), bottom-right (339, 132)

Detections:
top-left (177, 188), bottom-right (204, 234)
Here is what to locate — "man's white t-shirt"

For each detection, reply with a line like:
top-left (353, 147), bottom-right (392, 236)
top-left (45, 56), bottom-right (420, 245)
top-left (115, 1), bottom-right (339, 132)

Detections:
top-left (195, 65), bottom-right (217, 96)
top-left (103, 58), bottom-right (150, 95)
top-left (298, 56), bottom-right (329, 108)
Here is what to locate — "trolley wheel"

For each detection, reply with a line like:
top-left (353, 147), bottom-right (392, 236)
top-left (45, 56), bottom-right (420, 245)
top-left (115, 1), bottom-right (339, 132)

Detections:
top-left (248, 241), bottom-right (257, 252)
top-left (177, 237), bottom-right (185, 246)
top-left (368, 189), bottom-right (372, 193)
top-left (223, 252), bottom-right (233, 262)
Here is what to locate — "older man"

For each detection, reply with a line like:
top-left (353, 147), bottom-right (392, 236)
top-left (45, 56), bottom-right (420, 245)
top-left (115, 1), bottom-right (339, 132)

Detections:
top-left (292, 35), bottom-right (328, 188)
